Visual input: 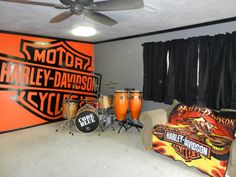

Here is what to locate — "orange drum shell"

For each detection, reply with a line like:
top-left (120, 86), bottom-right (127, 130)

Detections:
top-left (113, 91), bottom-right (129, 121)
top-left (62, 101), bottom-right (79, 119)
top-left (129, 91), bottom-right (142, 120)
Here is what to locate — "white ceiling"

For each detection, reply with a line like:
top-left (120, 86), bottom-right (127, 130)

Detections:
top-left (0, 0), bottom-right (236, 43)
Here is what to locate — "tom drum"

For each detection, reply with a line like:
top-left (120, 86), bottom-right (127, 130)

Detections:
top-left (98, 95), bottom-right (112, 109)
top-left (62, 100), bottom-right (79, 119)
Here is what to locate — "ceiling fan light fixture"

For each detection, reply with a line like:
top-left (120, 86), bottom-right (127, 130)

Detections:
top-left (71, 26), bottom-right (97, 37)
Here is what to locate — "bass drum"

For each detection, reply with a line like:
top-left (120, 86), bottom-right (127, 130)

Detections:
top-left (75, 107), bottom-right (99, 133)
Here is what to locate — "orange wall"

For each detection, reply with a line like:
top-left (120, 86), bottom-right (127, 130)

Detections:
top-left (0, 32), bottom-right (94, 133)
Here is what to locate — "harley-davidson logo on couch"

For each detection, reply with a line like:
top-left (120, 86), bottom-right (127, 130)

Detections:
top-left (152, 103), bottom-right (236, 177)
top-left (0, 33), bottom-right (99, 132)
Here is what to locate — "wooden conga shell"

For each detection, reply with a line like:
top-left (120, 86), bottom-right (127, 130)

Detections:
top-left (129, 91), bottom-right (142, 120)
top-left (113, 90), bottom-right (129, 121)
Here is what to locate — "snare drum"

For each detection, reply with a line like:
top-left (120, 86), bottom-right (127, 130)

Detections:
top-left (98, 95), bottom-right (112, 109)
top-left (113, 90), bottom-right (129, 121)
top-left (75, 106), bottom-right (99, 133)
top-left (62, 100), bottom-right (79, 119)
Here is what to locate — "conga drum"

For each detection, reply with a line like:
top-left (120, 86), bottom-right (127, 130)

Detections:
top-left (113, 90), bottom-right (129, 121)
top-left (62, 100), bottom-right (79, 119)
top-left (129, 90), bottom-right (142, 121)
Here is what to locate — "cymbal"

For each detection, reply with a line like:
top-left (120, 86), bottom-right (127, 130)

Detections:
top-left (105, 81), bottom-right (118, 85)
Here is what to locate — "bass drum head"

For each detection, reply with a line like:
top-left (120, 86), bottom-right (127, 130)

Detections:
top-left (75, 110), bottom-right (99, 133)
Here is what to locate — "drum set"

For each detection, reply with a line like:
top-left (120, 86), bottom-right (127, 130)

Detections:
top-left (58, 82), bottom-right (143, 135)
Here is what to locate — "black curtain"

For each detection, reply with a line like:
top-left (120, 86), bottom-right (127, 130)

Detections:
top-left (143, 31), bottom-right (236, 110)
top-left (230, 32), bottom-right (236, 108)
top-left (143, 42), bottom-right (169, 102)
top-left (198, 33), bottom-right (236, 109)
top-left (143, 38), bottom-right (198, 105)
top-left (165, 38), bottom-right (198, 105)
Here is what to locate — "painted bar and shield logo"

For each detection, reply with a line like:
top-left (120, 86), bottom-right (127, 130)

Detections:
top-left (0, 33), bottom-right (97, 132)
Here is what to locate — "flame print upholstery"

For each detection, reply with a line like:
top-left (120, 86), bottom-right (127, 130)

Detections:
top-left (152, 104), bottom-right (236, 177)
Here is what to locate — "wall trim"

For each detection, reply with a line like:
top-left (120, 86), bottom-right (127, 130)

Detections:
top-left (94, 16), bottom-right (236, 44)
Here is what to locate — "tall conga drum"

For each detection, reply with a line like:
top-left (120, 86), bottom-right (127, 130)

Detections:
top-left (129, 90), bottom-right (142, 121)
top-left (113, 90), bottom-right (129, 121)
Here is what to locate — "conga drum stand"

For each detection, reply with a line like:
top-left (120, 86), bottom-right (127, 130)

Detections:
top-left (117, 120), bottom-right (129, 133)
top-left (126, 119), bottom-right (143, 132)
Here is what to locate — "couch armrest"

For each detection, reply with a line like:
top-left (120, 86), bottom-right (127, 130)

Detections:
top-left (140, 109), bottom-right (169, 150)
top-left (227, 139), bottom-right (236, 177)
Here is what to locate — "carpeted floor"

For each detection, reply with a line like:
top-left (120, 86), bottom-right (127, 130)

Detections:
top-left (0, 122), bottom-right (208, 177)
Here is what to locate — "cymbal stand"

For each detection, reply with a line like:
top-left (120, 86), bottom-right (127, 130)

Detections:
top-left (56, 118), bottom-right (75, 135)
top-left (55, 91), bottom-right (78, 135)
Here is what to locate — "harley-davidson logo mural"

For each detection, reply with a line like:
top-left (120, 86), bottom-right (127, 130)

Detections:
top-left (0, 34), bottom-right (98, 131)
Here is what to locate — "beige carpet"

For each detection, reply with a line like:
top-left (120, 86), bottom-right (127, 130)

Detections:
top-left (0, 122), bottom-right (207, 177)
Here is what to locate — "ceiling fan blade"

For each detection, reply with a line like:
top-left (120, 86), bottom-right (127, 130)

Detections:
top-left (50, 11), bottom-right (74, 23)
top-left (94, 0), bottom-right (144, 11)
top-left (84, 11), bottom-right (117, 26)
top-left (0, 0), bottom-right (58, 7)
top-left (60, 0), bottom-right (73, 6)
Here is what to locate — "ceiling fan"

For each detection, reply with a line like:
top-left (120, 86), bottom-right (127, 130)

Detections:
top-left (0, 0), bottom-right (144, 26)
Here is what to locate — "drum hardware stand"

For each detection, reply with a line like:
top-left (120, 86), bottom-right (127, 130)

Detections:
top-left (55, 118), bottom-right (75, 135)
top-left (97, 108), bottom-right (115, 136)
top-left (56, 90), bottom-right (77, 135)
top-left (106, 81), bottom-right (118, 95)
top-left (117, 120), bottom-right (129, 133)
top-left (126, 110), bottom-right (143, 132)
top-left (110, 113), bottom-right (115, 131)
top-left (116, 111), bottom-right (143, 133)
top-left (126, 119), bottom-right (143, 132)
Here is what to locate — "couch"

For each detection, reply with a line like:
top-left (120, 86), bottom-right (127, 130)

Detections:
top-left (140, 105), bottom-right (236, 177)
